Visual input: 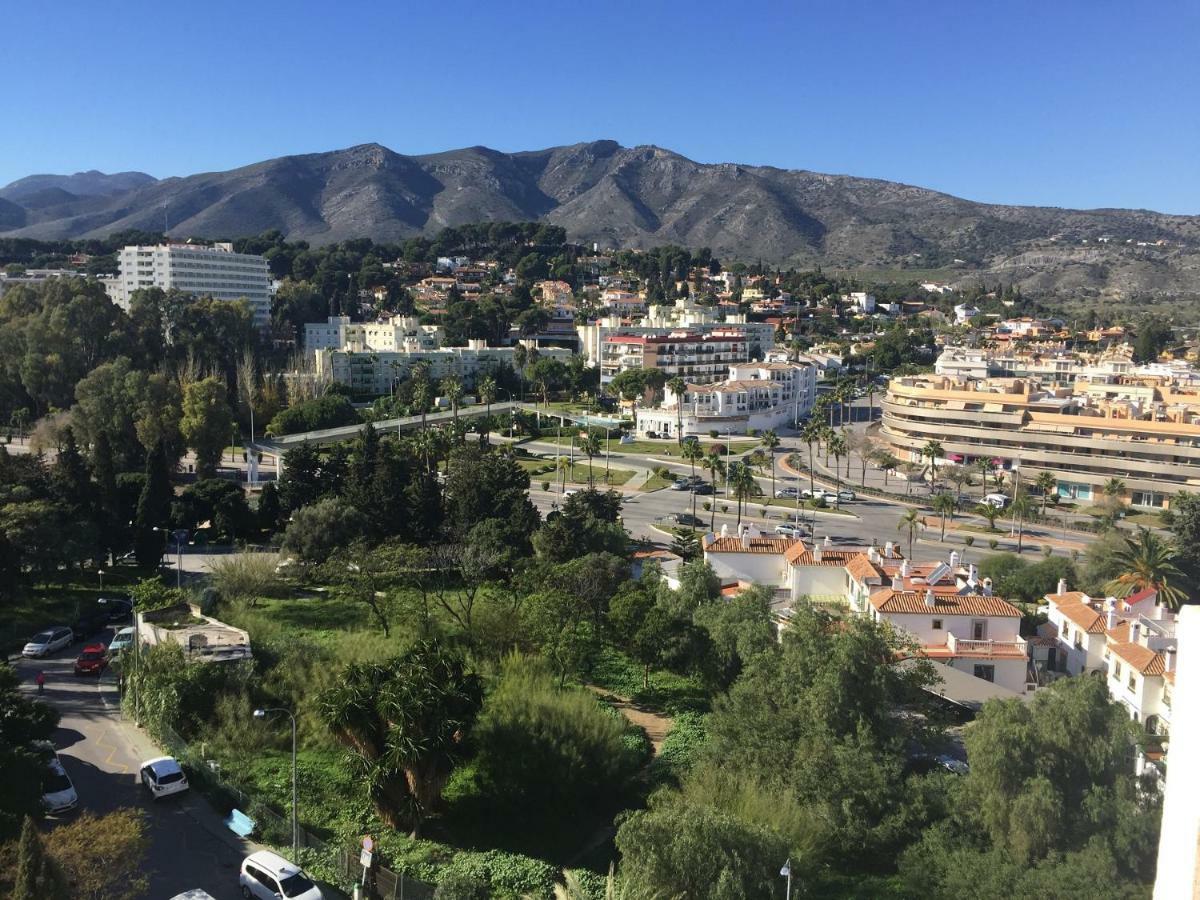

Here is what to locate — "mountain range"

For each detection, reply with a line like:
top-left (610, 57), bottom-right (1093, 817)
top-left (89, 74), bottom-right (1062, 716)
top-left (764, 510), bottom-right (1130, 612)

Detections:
top-left (2, 141), bottom-right (1198, 301)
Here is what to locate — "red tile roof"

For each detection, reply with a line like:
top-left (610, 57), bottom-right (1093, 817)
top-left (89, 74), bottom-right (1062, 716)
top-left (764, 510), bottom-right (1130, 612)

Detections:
top-left (869, 590), bottom-right (1022, 618)
top-left (705, 536), bottom-right (797, 554)
top-left (1053, 599), bottom-right (1109, 634)
top-left (1108, 641), bottom-right (1166, 676)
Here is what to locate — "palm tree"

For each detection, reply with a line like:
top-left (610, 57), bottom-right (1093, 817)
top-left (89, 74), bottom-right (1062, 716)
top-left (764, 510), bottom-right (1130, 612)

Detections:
top-left (728, 461), bottom-right (758, 527)
top-left (442, 376), bottom-right (464, 436)
top-left (1104, 477), bottom-right (1126, 499)
top-left (975, 502), bottom-right (1001, 532)
top-left (477, 374), bottom-right (497, 444)
top-left (702, 454), bottom-right (726, 530)
top-left (666, 375), bottom-right (686, 444)
top-left (932, 493), bottom-right (956, 541)
top-left (921, 439), bottom-right (944, 484)
top-left (760, 429), bottom-right (780, 499)
top-left (682, 439), bottom-right (705, 523)
top-left (1034, 471), bottom-right (1057, 515)
top-left (1010, 493), bottom-right (1035, 553)
top-left (800, 419), bottom-right (822, 498)
top-left (580, 433), bottom-right (601, 488)
top-left (874, 450), bottom-right (900, 487)
top-left (1106, 527), bottom-right (1189, 611)
top-left (898, 508), bottom-right (921, 557)
top-left (556, 455), bottom-right (571, 493)
top-left (976, 458), bottom-right (996, 499)
top-left (827, 431), bottom-right (848, 506)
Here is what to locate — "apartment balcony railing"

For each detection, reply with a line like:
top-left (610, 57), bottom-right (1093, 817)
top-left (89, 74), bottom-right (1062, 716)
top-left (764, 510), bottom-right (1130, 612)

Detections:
top-left (946, 633), bottom-right (1029, 659)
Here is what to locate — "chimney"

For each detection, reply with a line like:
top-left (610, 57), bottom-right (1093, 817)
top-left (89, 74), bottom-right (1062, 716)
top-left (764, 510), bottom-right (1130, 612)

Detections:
top-left (720, 524), bottom-right (729, 538)
top-left (1106, 607), bottom-right (1117, 630)
top-left (982, 577), bottom-right (993, 596)
top-left (900, 559), bottom-right (910, 577)
top-left (1131, 622), bottom-right (1141, 643)
top-left (1057, 577), bottom-right (1068, 596)
top-left (741, 530), bottom-right (751, 549)
top-left (924, 589), bottom-right (936, 608)
top-left (968, 563), bottom-right (978, 585)
top-left (884, 541), bottom-right (895, 558)
top-left (1166, 648), bottom-right (1177, 673)
top-left (892, 574), bottom-right (903, 591)
top-left (868, 546), bottom-right (880, 564)
top-left (814, 544), bottom-right (823, 561)
top-left (824, 535), bottom-right (832, 548)
top-left (949, 550), bottom-right (961, 569)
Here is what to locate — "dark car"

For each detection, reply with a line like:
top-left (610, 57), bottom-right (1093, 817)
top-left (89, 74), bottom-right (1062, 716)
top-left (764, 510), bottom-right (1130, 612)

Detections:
top-left (71, 608), bottom-right (109, 642)
top-left (665, 513), bottom-right (705, 527)
top-left (100, 598), bottom-right (133, 623)
top-left (74, 644), bottom-right (109, 677)
top-left (690, 482), bottom-right (714, 495)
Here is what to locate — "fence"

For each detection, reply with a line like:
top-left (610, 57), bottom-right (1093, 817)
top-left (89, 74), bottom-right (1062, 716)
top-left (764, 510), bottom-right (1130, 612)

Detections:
top-left (138, 718), bottom-right (436, 899)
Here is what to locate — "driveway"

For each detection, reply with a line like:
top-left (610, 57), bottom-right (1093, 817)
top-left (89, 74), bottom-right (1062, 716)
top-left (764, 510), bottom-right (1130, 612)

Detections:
top-left (14, 633), bottom-right (251, 900)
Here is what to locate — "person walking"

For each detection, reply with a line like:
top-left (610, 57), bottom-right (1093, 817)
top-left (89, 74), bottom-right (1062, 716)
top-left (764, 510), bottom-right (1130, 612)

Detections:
top-left (35, 671), bottom-right (45, 694)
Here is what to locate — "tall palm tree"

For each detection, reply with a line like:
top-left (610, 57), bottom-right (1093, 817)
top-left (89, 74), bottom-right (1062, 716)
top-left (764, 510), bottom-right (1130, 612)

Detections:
top-left (1104, 477), bottom-right (1126, 499)
top-left (1010, 493), bottom-right (1035, 553)
top-left (921, 439), bottom-right (944, 483)
top-left (580, 433), bottom-right (601, 488)
top-left (682, 439), bottom-right (705, 523)
top-left (702, 454), bottom-right (726, 530)
top-left (800, 419), bottom-right (822, 499)
top-left (760, 429), bottom-right (780, 499)
top-left (442, 376), bottom-right (464, 435)
top-left (557, 455), bottom-right (571, 494)
top-left (898, 508), bottom-right (921, 557)
top-left (728, 461), bottom-right (758, 527)
top-left (827, 431), bottom-right (848, 506)
top-left (975, 502), bottom-right (1001, 532)
top-left (666, 375), bottom-right (686, 444)
top-left (976, 458), bottom-right (996, 498)
top-left (1034, 470), bottom-right (1057, 515)
top-left (932, 493), bottom-right (956, 541)
top-left (477, 374), bottom-right (497, 444)
top-left (1106, 527), bottom-right (1188, 611)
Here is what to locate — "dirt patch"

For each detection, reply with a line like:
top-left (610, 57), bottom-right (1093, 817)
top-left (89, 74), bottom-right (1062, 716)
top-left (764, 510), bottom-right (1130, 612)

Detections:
top-left (588, 686), bottom-right (673, 754)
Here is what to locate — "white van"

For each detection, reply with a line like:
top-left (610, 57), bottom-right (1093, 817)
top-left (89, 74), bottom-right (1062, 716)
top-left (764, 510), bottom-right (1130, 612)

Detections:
top-left (983, 493), bottom-right (1010, 509)
top-left (240, 850), bottom-right (324, 900)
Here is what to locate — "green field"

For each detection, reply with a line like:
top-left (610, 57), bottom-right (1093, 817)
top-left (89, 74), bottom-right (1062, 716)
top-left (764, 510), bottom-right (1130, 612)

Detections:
top-left (535, 435), bottom-right (758, 456)
top-left (517, 457), bottom-right (635, 487)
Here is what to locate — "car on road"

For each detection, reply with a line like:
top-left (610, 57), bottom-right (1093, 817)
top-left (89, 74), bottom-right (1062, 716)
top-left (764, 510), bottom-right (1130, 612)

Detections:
top-left (774, 523), bottom-right (807, 538)
top-left (983, 493), bottom-right (1010, 509)
top-left (74, 643), bottom-right (109, 676)
top-left (108, 626), bottom-right (136, 655)
top-left (40, 748), bottom-right (78, 815)
top-left (670, 479), bottom-right (691, 491)
top-left (690, 481), bottom-right (714, 495)
top-left (140, 756), bottom-right (189, 799)
top-left (240, 850), bottom-right (324, 900)
top-left (775, 487), bottom-right (801, 498)
top-left (562, 489), bottom-right (579, 498)
top-left (664, 513), bottom-right (705, 528)
top-left (837, 489), bottom-right (857, 502)
top-left (23, 626), bottom-right (74, 658)
top-left (169, 892), bottom-right (218, 900)
top-left (100, 597), bottom-right (133, 622)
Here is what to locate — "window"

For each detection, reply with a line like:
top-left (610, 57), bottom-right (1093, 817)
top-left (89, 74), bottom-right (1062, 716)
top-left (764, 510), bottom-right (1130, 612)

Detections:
top-left (973, 664), bottom-right (995, 682)
top-left (1128, 673), bottom-right (1137, 691)
top-left (932, 619), bottom-right (943, 630)
top-left (1113, 661), bottom-right (1122, 679)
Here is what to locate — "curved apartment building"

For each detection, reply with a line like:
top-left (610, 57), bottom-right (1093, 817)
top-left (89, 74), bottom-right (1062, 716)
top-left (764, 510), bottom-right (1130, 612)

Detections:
top-left (880, 374), bottom-right (1200, 509)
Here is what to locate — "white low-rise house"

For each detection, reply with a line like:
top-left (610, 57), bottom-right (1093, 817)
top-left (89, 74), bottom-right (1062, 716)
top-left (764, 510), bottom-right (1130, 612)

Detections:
top-left (702, 527), bottom-right (798, 586)
top-left (304, 315), bottom-right (445, 356)
top-left (953, 303), bottom-right (981, 324)
top-left (1043, 589), bottom-right (1113, 675)
top-left (636, 362), bottom-right (816, 437)
top-left (846, 291), bottom-right (876, 313)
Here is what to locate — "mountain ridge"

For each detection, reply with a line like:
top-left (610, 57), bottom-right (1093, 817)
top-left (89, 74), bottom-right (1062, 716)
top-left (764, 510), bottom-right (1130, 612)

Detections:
top-left (2, 141), bottom-right (1198, 300)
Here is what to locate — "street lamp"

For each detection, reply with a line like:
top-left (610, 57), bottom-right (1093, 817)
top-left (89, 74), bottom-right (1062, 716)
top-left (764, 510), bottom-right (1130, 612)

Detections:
top-left (153, 528), bottom-right (188, 589)
top-left (254, 707), bottom-right (298, 862)
top-left (98, 569), bottom-right (105, 591)
top-left (780, 858), bottom-right (792, 900)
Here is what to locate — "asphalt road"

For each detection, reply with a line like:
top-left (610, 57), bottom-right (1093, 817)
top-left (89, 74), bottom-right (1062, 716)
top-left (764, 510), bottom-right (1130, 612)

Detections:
top-left (14, 632), bottom-right (251, 900)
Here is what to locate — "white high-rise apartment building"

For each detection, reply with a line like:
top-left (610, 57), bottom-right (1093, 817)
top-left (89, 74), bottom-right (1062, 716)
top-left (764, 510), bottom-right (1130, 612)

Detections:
top-left (113, 242), bottom-right (271, 326)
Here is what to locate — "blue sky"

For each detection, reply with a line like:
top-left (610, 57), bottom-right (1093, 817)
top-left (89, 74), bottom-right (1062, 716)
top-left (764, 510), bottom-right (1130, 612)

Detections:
top-left (5, 0), bottom-right (1198, 213)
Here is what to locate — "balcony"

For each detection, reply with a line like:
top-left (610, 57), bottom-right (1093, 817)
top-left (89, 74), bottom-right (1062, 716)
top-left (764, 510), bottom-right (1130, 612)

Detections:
top-left (943, 633), bottom-right (1029, 659)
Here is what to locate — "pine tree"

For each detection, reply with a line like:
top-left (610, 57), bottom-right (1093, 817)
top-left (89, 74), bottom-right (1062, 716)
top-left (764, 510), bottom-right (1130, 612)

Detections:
top-left (134, 440), bottom-right (172, 569)
top-left (91, 432), bottom-right (121, 564)
top-left (256, 481), bottom-right (282, 534)
top-left (13, 816), bottom-right (66, 900)
top-left (52, 426), bottom-right (94, 514)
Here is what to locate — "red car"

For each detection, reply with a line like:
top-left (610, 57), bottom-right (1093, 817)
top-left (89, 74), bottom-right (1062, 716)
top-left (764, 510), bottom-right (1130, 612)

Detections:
top-left (73, 644), bottom-right (108, 676)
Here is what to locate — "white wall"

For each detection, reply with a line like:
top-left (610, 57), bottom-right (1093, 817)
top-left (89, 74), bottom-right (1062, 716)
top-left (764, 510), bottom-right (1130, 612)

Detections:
top-left (883, 612), bottom-right (1020, 646)
top-left (790, 565), bottom-right (849, 600)
top-left (943, 656), bottom-right (1028, 693)
top-left (704, 551), bottom-right (788, 586)
top-left (1153, 606), bottom-right (1200, 899)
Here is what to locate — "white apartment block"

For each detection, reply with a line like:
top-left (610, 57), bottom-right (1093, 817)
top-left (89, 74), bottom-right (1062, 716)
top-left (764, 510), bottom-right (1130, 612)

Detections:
top-left (636, 362), bottom-right (816, 437)
top-left (312, 341), bottom-right (572, 395)
top-left (112, 242), bottom-right (272, 325)
top-left (304, 315), bottom-right (445, 356)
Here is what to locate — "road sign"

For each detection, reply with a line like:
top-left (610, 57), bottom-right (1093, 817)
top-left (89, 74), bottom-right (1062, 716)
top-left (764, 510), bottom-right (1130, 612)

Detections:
top-left (360, 849), bottom-right (373, 869)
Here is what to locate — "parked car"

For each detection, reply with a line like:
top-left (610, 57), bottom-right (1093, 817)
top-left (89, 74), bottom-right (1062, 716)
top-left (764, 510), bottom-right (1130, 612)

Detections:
top-left (40, 749), bottom-right (78, 815)
top-left (240, 850), bottom-right (324, 900)
top-left (23, 626), bottom-right (73, 658)
top-left (108, 626), bottom-right (136, 655)
top-left (670, 479), bottom-right (691, 491)
top-left (837, 489), bottom-right (857, 502)
top-left (681, 435), bottom-right (700, 446)
top-left (168, 892), bottom-right (218, 900)
top-left (74, 644), bottom-right (109, 677)
top-left (802, 488), bottom-right (828, 501)
top-left (71, 608), bottom-right (109, 641)
top-left (562, 489), bottom-right (579, 498)
top-left (983, 493), bottom-right (1010, 509)
top-left (100, 597), bottom-right (133, 622)
top-left (775, 487), bottom-right (801, 499)
top-left (774, 523), bottom-right (807, 538)
top-left (935, 754), bottom-right (969, 775)
top-left (140, 756), bottom-right (189, 800)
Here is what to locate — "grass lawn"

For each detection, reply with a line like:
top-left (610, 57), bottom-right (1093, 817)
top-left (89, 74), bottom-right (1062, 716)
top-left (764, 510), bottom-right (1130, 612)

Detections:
top-left (0, 565), bottom-right (150, 654)
top-left (517, 458), bottom-right (635, 487)
top-left (640, 472), bottom-right (676, 491)
top-left (534, 435), bottom-right (758, 456)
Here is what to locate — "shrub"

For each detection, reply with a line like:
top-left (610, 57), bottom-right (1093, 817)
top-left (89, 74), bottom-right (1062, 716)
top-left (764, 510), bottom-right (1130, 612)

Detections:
top-left (438, 850), bottom-right (557, 899)
top-left (471, 654), bottom-right (637, 820)
top-left (541, 481), bottom-right (550, 492)
top-left (651, 711), bottom-right (709, 782)
top-left (209, 553), bottom-right (284, 605)
top-left (267, 394), bottom-right (359, 436)
top-left (129, 578), bottom-right (187, 613)
top-left (281, 499), bottom-right (365, 562)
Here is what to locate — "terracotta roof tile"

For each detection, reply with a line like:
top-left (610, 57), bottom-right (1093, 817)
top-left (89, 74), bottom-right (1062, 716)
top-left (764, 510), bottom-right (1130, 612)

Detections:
top-left (705, 536), bottom-right (797, 554)
top-left (869, 590), bottom-right (1022, 618)
top-left (789, 548), bottom-right (864, 567)
top-left (1108, 641), bottom-right (1166, 676)
top-left (1054, 600), bottom-right (1108, 634)
top-left (845, 553), bottom-right (885, 583)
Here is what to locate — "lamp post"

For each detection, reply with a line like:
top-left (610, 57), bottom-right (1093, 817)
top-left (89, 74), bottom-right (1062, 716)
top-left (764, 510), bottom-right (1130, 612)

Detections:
top-left (153, 528), bottom-right (187, 589)
top-left (98, 569), bottom-right (105, 591)
top-left (780, 858), bottom-right (792, 900)
top-left (254, 707), bottom-right (298, 862)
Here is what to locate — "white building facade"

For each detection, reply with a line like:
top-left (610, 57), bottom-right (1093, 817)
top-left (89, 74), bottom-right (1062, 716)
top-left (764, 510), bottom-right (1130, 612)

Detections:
top-left (635, 362), bottom-right (816, 437)
top-left (304, 315), bottom-right (445, 355)
top-left (112, 242), bottom-right (272, 325)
